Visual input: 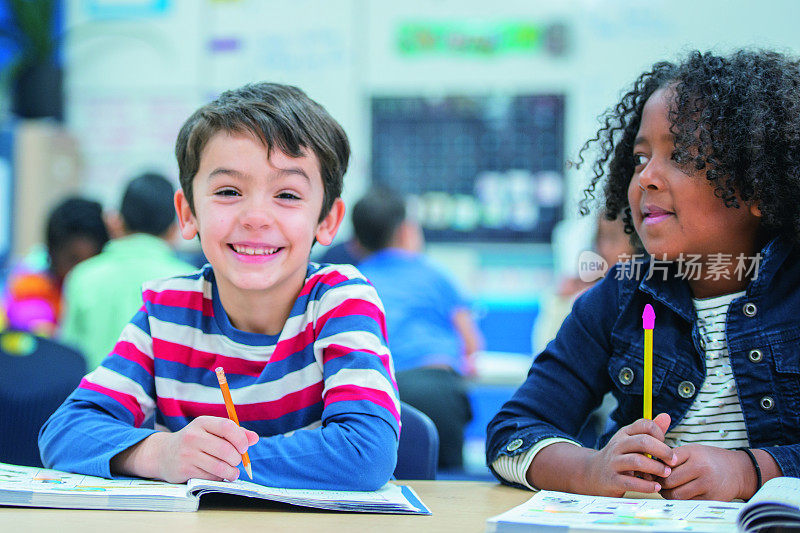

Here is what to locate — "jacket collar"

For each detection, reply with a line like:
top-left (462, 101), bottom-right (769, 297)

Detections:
top-left (637, 236), bottom-right (794, 323)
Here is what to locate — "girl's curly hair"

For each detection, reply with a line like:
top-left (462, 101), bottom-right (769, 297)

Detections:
top-left (577, 50), bottom-right (800, 242)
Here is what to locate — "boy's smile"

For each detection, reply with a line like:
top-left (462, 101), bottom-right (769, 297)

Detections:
top-left (175, 131), bottom-right (344, 333)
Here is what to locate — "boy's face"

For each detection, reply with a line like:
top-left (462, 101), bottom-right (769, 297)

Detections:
top-left (175, 131), bottom-right (344, 303)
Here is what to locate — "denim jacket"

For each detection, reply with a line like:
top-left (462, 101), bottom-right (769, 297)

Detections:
top-left (486, 237), bottom-right (800, 487)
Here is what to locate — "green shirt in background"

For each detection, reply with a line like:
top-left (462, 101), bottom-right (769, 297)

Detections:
top-left (59, 233), bottom-right (196, 370)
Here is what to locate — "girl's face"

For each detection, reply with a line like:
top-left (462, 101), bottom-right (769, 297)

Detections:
top-left (627, 88), bottom-right (762, 265)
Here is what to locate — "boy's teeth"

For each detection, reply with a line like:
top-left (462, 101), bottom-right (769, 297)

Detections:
top-left (233, 245), bottom-right (278, 255)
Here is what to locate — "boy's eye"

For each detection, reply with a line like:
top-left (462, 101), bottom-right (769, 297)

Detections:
top-left (215, 188), bottom-right (240, 197)
top-left (277, 192), bottom-right (300, 200)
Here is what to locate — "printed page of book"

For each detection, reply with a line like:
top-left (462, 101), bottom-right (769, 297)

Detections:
top-left (747, 477), bottom-right (800, 508)
top-left (487, 490), bottom-right (743, 532)
top-left (738, 477), bottom-right (800, 533)
top-left (187, 478), bottom-right (429, 513)
top-left (0, 462), bottom-right (195, 511)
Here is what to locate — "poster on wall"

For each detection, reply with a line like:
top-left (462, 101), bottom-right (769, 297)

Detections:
top-left (371, 94), bottom-right (564, 243)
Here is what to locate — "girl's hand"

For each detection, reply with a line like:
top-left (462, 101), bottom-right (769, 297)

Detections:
top-left (583, 412), bottom-right (676, 496)
top-left (659, 444), bottom-right (755, 501)
top-left (112, 416), bottom-right (259, 483)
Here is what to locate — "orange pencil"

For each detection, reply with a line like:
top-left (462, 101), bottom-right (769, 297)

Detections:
top-left (214, 366), bottom-right (253, 480)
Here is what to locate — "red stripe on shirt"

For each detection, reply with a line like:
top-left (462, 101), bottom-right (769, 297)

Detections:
top-left (112, 340), bottom-right (154, 376)
top-left (324, 385), bottom-right (400, 423)
top-left (322, 343), bottom-right (396, 389)
top-left (79, 379), bottom-right (146, 427)
top-left (157, 382), bottom-right (325, 422)
top-left (266, 324), bottom-right (316, 365)
top-left (315, 299), bottom-right (387, 340)
top-left (142, 289), bottom-right (214, 316)
top-left (299, 270), bottom-right (352, 297)
top-left (152, 338), bottom-right (267, 376)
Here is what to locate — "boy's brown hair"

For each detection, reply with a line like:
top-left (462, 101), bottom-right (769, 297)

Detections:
top-left (175, 82), bottom-right (350, 221)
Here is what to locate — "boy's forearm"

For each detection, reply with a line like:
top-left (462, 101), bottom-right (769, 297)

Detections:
top-left (526, 442), bottom-right (595, 494)
top-left (110, 433), bottom-right (164, 480)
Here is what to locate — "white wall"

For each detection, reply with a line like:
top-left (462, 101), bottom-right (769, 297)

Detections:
top-left (62, 0), bottom-right (800, 296)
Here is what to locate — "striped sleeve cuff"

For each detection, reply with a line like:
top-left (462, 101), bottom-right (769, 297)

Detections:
top-left (491, 437), bottom-right (581, 490)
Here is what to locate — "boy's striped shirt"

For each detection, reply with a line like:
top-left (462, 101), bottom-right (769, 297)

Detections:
top-left (41, 262), bottom-right (400, 489)
top-left (80, 262), bottom-right (399, 436)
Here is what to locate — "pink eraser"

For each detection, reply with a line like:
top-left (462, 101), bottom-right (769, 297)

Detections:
top-left (642, 304), bottom-right (655, 330)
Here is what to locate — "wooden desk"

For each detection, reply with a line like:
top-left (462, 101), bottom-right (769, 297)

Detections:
top-left (0, 480), bottom-right (531, 533)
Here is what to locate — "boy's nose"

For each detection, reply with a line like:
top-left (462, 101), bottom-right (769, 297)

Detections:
top-left (240, 198), bottom-right (275, 229)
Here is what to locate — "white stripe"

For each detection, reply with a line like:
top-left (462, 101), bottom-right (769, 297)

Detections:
top-left (313, 263), bottom-right (369, 284)
top-left (148, 316), bottom-right (277, 360)
top-left (323, 368), bottom-right (400, 412)
top-left (84, 365), bottom-right (156, 416)
top-left (155, 362), bottom-right (323, 405)
top-left (314, 329), bottom-right (391, 373)
top-left (116, 322), bottom-right (154, 359)
top-left (312, 283), bottom-right (385, 320)
top-left (143, 272), bottom-right (206, 295)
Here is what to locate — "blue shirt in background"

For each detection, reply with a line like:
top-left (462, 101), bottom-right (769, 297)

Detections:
top-left (356, 249), bottom-right (468, 373)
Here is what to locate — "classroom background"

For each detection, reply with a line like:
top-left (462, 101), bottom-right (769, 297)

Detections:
top-left (0, 0), bottom-right (799, 478)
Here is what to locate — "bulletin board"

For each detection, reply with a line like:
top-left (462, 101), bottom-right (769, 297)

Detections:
top-left (371, 94), bottom-right (565, 243)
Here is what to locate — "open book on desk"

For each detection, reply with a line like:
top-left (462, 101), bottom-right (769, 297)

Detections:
top-left (487, 477), bottom-right (800, 532)
top-left (0, 462), bottom-right (430, 514)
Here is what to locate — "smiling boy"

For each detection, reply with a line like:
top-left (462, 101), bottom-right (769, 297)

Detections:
top-left (39, 83), bottom-right (400, 490)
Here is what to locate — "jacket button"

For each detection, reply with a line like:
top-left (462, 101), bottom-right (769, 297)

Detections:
top-left (699, 338), bottom-right (707, 350)
top-left (506, 438), bottom-right (524, 452)
top-left (618, 367), bottom-right (634, 385)
top-left (743, 302), bottom-right (757, 317)
top-left (678, 381), bottom-right (696, 398)
top-left (748, 349), bottom-right (764, 363)
top-left (760, 396), bottom-right (775, 411)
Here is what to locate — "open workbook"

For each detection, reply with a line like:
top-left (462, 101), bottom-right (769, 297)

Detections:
top-left (487, 477), bottom-right (800, 532)
top-left (0, 462), bottom-right (430, 514)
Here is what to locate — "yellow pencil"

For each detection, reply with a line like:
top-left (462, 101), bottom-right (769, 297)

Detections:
top-left (214, 366), bottom-right (253, 480)
top-left (642, 304), bottom-right (655, 421)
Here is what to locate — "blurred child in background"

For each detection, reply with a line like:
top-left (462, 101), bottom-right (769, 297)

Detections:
top-left (3, 197), bottom-right (108, 336)
top-left (353, 186), bottom-right (484, 470)
top-left (60, 173), bottom-right (194, 369)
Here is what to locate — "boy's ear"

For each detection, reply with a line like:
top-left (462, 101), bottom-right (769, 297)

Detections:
top-left (315, 198), bottom-right (345, 246)
top-left (174, 189), bottom-right (198, 240)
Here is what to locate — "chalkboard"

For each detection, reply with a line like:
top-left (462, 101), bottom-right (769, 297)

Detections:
top-left (371, 94), bottom-right (564, 242)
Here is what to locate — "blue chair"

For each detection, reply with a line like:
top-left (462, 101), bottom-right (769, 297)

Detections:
top-left (0, 331), bottom-right (86, 467)
top-left (394, 402), bottom-right (439, 480)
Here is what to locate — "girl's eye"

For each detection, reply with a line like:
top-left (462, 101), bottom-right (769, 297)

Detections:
top-left (633, 153), bottom-right (649, 167)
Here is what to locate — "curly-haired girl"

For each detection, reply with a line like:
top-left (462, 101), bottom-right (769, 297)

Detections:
top-left (486, 49), bottom-right (800, 501)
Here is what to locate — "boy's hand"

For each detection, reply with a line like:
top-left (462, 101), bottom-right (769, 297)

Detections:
top-left (112, 416), bottom-right (259, 483)
top-left (582, 413), bottom-right (676, 496)
top-left (659, 444), bottom-right (754, 501)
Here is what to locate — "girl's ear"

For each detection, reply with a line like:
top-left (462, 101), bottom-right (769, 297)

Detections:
top-left (749, 201), bottom-right (762, 218)
top-left (315, 198), bottom-right (345, 246)
top-left (174, 190), bottom-right (198, 240)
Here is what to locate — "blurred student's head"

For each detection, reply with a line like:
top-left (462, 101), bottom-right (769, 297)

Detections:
top-left (352, 187), bottom-right (422, 253)
top-left (120, 172), bottom-right (177, 237)
top-left (46, 197), bottom-right (109, 283)
top-left (595, 216), bottom-right (636, 267)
